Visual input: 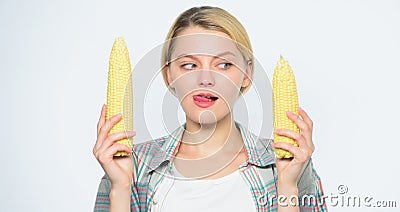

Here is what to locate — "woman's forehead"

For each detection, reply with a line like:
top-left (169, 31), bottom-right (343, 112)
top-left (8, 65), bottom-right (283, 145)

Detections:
top-left (170, 33), bottom-right (243, 61)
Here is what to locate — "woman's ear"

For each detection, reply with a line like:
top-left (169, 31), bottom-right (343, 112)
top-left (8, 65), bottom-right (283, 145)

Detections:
top-left (241, 60), bottom-right (253, 88)
top-left (165, 65), bottom-right (174, 89)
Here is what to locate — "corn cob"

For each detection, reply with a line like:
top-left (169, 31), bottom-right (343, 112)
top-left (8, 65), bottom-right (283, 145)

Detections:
top-left (106, 37), bottom-right (133, 156)
top-left (272, 55), bottom-right (300, 158)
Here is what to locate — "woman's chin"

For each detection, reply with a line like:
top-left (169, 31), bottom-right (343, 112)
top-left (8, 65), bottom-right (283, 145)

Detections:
top-left (195, 112), bottom-right (217, 125)
top-left (187, 110), bottom-right (232, 126)
top-left (197, 119), bottom-right (218, 125)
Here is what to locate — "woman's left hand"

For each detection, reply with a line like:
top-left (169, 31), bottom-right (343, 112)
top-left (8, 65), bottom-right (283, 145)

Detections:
top-left (272, 107), bottom-right (315, 187)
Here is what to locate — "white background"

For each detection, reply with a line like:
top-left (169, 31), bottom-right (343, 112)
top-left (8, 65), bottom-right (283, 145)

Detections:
top-left (1, 0), bottom-right (399, 211)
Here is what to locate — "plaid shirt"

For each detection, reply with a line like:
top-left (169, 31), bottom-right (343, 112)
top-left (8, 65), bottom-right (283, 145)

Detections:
top-left (94, 121), bottom-right (328, 211)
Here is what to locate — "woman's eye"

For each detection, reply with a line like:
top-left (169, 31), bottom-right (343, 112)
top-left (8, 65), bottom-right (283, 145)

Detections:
top-left (181, 63), bottom-right (197, 70)
top-left (217, 62), bottom-right (233, 70)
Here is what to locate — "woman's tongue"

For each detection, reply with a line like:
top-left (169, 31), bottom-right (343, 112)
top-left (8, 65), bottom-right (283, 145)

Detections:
top-left (194, 95), bottom-right (214, 102)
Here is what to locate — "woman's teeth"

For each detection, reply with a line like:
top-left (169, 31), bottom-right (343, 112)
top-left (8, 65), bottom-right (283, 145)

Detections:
top-left (194, 95), bottom-right (218, 102)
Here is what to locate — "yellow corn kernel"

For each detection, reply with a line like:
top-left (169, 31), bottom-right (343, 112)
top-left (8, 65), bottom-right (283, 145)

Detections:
top-left (106, 37), bottom-right (134, 156)
top-left (272, 55), bottom-right (300, 158)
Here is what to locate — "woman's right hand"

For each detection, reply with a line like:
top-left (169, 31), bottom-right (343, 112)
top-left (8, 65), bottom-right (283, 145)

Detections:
top-left (93, 104), bottom-right (136, 189)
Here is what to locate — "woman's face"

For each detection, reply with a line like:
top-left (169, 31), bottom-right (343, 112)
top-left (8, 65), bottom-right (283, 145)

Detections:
top-left (166, 26), bottom-right (252, 124)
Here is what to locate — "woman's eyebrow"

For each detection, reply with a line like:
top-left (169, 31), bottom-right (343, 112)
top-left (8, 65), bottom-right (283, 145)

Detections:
top-left (215, 51), bottom-right (237, 58)
top-left (175, 51), bottom-right (237, 60)
top-left (175, 54), bottom-right (198, 60)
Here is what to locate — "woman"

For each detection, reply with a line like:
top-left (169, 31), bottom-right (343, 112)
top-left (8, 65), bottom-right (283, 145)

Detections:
top-left (93, 6), bottom-right (327, 212)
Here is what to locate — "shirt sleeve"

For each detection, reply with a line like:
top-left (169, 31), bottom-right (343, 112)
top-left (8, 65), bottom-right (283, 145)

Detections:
top-left (93, 175), bottom-right (140, 212)
top-left (297, 158), bottom-right (328, 211)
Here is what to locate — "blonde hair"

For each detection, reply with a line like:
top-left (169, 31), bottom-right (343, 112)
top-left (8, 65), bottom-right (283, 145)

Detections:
top-left (161, 6), bottom-right (254, 94)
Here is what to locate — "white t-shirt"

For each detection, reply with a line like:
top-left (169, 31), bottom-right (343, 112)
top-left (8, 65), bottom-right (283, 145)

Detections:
top-left (151, 163), bottom-right (257, 212)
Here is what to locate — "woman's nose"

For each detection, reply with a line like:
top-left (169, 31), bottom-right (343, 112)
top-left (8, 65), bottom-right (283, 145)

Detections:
top-left (198, 70), bottom-right (215, 87)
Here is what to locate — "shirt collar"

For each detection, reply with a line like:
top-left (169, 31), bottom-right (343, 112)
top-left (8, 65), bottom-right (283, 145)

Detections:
top-left (147, 121), bottom-right (276, 173)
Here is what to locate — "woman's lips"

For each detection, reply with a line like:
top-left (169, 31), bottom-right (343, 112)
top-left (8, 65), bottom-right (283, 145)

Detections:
top-left (193, 93), bottom-right (219, 108)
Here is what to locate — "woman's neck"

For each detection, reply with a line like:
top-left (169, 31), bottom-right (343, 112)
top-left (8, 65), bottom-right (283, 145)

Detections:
top-left (180, 113), bottom-right (243, 158)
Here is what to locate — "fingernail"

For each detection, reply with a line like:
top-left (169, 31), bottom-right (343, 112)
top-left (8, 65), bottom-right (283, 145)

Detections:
top-left (117, 113), bottom-right (122, 118)
top-left (275, 129), bottom-right (280, 133)
top-left (128, 131), bottom-right (135, 137)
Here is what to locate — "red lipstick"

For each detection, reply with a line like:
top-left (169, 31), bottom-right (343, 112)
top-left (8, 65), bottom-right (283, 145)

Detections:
top-left (193, 93), bottom-right (219, 108)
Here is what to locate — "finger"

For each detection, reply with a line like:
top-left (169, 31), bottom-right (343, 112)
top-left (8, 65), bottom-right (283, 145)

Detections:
top-left (275, 129), bottom-right (307, 147)
top-left (96, 113), bottom-right (123, 150)
top-left (97, 131), bottom-right (136, 155)
top-left (97, 143), bottom-right (133, 166)
top-left (272, 142), bottom-right (310, 162)
top-left (275, 128), bottom-right (314, 154)
top-left (298, 107), bottom-right (315, 149)
top-left (94, 104), bottom-right (107, 151)
top-left (93, 114), bottom-right (122, 152)
top-left (286, 111), bottom-right (309, 133)
top-left (272, 142), bottom-right (303, 158)
top-left (298, 107), bottom-right (313, 131)
top-left (104, 143), bottom-right (133, 160)
top-left (287, 110), bottom-right (313, 144)
top-left (275, 128), bottom-right (315, 156)
top-left (97, 104), bottom-right (107, 134)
